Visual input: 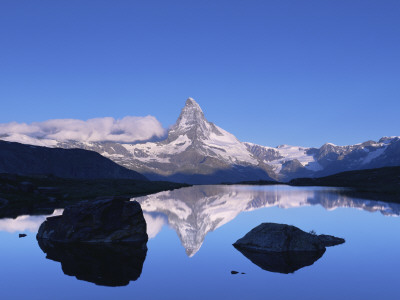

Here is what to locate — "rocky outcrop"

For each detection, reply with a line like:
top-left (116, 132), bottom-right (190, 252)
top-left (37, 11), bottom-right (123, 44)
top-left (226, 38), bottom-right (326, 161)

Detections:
top-left (36, 197), bottom-right (148, 245)
top-left (233, 223), bottom-right (344, 252)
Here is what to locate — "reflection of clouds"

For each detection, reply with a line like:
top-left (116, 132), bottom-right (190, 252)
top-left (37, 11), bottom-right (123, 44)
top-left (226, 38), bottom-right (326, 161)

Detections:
top-left (143, 212), bottom-right (166, 239)
top-left (0, 209), bottom-right (63, 233)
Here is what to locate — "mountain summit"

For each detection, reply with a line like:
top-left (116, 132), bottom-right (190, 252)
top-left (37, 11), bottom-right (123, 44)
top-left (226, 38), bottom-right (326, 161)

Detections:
top-left (176, 98), bottom-right (205, 127)
top-left (167, 97), bottom-right (219, 141)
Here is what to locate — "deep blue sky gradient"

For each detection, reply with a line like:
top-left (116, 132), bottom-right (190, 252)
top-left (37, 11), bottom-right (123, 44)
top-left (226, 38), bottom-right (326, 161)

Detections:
top-left (1, 1), bottom-right (399, 147)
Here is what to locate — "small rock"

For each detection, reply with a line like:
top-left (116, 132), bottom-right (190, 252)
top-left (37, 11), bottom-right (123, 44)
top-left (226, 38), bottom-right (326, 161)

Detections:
top-left (231, 270), bottom-right (239, 275)
top-left (19, 234), bottom-right (27, 238)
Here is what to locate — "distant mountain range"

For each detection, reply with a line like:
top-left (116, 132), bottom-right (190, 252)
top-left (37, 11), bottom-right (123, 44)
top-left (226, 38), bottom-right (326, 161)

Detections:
top-left (1, 98), bottom-right (399, 184)
top-left (0, 140), bottom-right (146, 180)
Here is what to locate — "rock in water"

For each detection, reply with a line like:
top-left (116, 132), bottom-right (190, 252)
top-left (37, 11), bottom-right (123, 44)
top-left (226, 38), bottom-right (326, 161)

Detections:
top-left (36, 197), bottom-right (148, 245)
top-left (233, 223), bottom-right (344, 252)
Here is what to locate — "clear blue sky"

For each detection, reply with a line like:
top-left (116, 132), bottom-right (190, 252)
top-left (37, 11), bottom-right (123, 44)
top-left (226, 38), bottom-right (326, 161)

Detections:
top-left (1, 0), bottom-right (399, 147)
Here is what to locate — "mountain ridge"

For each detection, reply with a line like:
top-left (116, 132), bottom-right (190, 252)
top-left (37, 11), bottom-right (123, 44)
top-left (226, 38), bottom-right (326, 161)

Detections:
top-left (1, 98), bottom-right (399, 184)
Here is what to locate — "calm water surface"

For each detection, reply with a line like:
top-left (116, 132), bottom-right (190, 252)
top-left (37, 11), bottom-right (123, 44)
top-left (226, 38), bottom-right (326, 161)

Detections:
top-left (1, 185), bottom-right (400, 299)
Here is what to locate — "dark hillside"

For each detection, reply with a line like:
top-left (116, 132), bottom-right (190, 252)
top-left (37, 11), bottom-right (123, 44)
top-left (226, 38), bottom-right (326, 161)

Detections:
top-left (0, 140), bottom-right (146, 180)
top-left (290, 166), bottom-right (400, 196)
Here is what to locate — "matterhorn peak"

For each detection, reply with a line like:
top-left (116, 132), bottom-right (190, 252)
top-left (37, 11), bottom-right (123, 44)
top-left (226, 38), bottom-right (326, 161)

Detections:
top-left (184, 97), bottom-right (202, 111)
top-left (167, 98), bottom-right (221, 141)
top-left (185, 97), bottom-right (197, 105)
top-left (174, 98), bottom-right (206, 128)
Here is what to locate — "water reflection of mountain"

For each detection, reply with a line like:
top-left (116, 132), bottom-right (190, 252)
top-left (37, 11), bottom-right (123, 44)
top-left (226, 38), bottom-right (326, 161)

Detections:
top-left (134, 185), bottom-right (400, 257)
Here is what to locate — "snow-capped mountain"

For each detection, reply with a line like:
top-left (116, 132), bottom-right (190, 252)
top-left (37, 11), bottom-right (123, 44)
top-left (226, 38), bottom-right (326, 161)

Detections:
top-left (133, 185), bottom-right (400, 256)
top-left (117, 97), bottom-right (274, 183)
top-left (1, 98), bottom-right (399, 183)
top-left (245, 136), bottom-right (400, 180)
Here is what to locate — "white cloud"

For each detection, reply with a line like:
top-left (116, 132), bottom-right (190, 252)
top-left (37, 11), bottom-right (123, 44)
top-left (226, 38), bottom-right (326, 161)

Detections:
top-left (0, 209), bottom-right (63, 233)
top-left (0, 115), bottom-right (166, 144)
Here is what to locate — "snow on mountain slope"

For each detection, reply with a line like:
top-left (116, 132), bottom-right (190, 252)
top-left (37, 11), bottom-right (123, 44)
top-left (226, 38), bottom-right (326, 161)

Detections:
top-left (362, 145), bottom-right (388, 165)
top-left (207, 125), bottom-right (258, 164)
top-left (122, 134), bottom-right (191, 163)
top-left (245, 142), bottom-right (323, 173)
top-left (246, 136), bottom-right (400, 179)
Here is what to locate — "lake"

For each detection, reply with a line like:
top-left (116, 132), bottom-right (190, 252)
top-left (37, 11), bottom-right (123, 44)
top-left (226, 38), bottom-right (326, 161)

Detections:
top-left (1, 185), bottom-right (399, 299)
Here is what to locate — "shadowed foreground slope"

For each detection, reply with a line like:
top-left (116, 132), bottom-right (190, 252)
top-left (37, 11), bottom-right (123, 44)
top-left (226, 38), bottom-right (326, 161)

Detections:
top-left (290, 166), bottom-right (400, 200)
top-left (0, 140), bottom-right (146, 180)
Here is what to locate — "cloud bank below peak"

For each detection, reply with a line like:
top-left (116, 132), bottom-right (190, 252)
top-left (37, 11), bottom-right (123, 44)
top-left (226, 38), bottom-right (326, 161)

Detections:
top-left (0, 115), bottom-right (166, 144)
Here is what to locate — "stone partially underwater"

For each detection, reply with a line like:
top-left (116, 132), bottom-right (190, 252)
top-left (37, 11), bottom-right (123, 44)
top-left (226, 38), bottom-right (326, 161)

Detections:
top-left (38, 239), bottom-right (147, 286)
top-left (233, 223), bottom-right (344, 273)
top-left (36, 197), bottom-right (148, 286)
top-left (36, 197), bottom-right (148, 244)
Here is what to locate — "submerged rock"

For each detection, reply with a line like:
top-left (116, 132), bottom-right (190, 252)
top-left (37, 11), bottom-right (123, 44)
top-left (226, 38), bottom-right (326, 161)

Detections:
top-left (38, 239), bottom-right (147, 286)
top-left (233, 223), bottom-right (344, 252)
top-left (36, 197), bottom-right (148, 245)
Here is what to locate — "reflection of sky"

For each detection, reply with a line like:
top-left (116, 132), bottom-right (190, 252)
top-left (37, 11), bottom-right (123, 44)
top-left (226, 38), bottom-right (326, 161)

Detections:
top-left (1, 186), bottom-right (400, 299)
